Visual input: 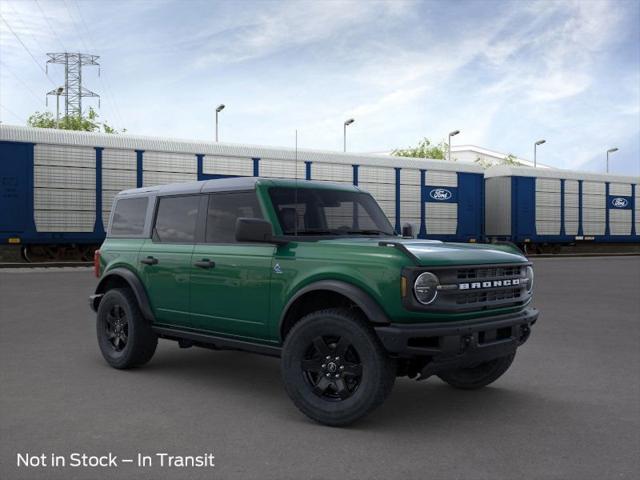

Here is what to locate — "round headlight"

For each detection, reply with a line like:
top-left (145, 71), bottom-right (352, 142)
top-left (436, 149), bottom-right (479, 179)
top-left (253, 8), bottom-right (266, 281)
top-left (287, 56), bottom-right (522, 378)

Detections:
top-left (414, 272), bottom-right (439, 305)
top-left (525, 266), bottom-right (534, 293)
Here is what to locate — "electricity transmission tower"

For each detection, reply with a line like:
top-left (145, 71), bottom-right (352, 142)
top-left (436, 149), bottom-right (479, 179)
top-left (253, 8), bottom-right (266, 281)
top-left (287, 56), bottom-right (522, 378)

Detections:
top-left (46, 53), bottom-right (100, 117)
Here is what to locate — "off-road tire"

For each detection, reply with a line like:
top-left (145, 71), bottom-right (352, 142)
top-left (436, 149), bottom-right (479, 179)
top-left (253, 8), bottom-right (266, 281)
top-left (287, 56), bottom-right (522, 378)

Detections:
top-left (96, 288), bottom-right (158, 369)
top-left (437, 352), bottom-right (516, 390)
top-left (281, 308), bottom-right (396, 427)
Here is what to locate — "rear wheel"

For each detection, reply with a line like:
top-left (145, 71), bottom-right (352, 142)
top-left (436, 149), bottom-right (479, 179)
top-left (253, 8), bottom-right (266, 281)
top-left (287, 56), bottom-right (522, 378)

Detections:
top-left (437, 352), bottom-right (515, 390)
top-left (96, 288), bottom-right (158, 369)
top-left (281, 308), bottom-right (396, 426)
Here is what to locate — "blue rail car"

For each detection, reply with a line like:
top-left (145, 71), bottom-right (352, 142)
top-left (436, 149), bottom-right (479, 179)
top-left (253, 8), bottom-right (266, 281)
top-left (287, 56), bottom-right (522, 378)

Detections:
top-left (0, 125), bottom-right (485, 259)
top-left (485, 165), bottom-right (639, 249)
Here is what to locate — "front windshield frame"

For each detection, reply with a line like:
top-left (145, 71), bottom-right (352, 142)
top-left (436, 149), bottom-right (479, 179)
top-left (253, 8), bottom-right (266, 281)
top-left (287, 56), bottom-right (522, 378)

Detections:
top-left (268, 186), bottom-right (396, 238)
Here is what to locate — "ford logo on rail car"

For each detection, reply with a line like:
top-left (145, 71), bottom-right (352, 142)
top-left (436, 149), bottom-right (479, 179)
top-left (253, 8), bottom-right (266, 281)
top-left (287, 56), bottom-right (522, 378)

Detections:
top-left (429, 188), bottom-right (452, 201)
top-left (611, 197), bottom-right (628, 208)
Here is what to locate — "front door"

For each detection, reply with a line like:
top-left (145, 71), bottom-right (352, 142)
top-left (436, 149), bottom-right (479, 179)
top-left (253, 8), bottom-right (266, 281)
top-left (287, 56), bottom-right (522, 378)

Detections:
top-left (189, 191), bottom-right (274, 339)
top-left (139, 194), bottom-right (202, 327)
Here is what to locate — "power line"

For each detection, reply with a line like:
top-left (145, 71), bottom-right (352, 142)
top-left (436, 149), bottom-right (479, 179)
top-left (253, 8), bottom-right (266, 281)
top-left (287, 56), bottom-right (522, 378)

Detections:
top-left (33, 0), bottom-right (68, 52)
top-left (0, 13), bottom-right (56, 86)
top-left (0, 103), bottom-right (24, 123)
top-left (62, 0), bottom-right (90, 52)
top-left (0, 59), bottom-right (45, 104)
top-left (71, 0), bottom-right (126, 128)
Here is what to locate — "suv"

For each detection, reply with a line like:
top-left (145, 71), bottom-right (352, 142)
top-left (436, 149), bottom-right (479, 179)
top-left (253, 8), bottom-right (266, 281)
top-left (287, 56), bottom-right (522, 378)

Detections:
top-left (90, 177), bottom-right (538, 426)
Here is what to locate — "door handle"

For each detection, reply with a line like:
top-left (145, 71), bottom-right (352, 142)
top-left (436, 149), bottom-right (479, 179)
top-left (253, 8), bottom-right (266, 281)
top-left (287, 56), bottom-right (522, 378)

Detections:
top-left (193, 259), bottom-right (215, 269)
top-left (140, 256), bottom-right (159, 265)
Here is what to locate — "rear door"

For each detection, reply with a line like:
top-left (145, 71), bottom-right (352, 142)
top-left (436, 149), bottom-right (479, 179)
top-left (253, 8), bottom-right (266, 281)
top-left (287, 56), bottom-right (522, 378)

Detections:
top-left (139, 194), bottom-right (202, 327)
top-left (0, 142), bottom-right (30, 234)
top-left (189, 191), bottom-right (274, 339)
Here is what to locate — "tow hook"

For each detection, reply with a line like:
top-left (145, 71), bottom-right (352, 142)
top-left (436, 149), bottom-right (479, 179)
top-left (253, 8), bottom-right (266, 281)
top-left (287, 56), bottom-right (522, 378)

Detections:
top-left (461, 335), bottom-right (473, 352)
top-left (519, 326), bottom-right (531, 343)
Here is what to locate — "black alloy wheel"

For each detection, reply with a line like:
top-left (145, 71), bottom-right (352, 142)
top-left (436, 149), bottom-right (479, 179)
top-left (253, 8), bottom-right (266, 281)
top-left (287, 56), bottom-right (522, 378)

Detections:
top-left (301, 335), bottom-right (363, 401)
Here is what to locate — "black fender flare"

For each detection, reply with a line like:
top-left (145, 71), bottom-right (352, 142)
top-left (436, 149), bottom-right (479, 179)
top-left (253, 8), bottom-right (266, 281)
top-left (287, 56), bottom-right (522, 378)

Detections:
top-left (279, 280), bottom-right (391, 336)
top-left (94, 268), bottom-right (155, 323)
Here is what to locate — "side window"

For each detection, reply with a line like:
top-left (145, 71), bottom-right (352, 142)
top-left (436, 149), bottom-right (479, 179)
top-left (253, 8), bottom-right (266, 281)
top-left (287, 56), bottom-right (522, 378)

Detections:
top-left (153, 195), bottom-right (200, 243)
top-left (110, 197), bottom-right (148, 236)
top-left (206, 191), bottom-right (263, 243)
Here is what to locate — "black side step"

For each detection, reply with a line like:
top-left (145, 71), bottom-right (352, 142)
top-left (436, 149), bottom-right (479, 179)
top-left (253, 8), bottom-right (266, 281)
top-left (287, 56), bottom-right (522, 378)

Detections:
top-left (153, 326), bottom-right (282, 357)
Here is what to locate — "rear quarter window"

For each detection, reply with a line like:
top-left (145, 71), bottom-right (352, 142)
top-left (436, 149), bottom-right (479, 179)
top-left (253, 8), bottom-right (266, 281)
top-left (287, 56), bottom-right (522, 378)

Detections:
top-left (109, 197), bottom-right (148, 236)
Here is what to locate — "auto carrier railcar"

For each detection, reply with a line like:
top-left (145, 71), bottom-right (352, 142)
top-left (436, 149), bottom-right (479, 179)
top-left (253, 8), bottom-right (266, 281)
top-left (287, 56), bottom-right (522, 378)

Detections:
top-left (485, 165), bottom-right (639, 250)
top-left (0, 125), bottom-right (484, 260)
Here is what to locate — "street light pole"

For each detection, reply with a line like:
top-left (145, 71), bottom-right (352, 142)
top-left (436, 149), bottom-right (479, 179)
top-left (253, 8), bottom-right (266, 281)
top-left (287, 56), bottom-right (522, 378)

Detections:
top-left (447, 130), bottom-right (460, 161)
top-left (55, 87), bottom-right (64, 128)
top-left (343, 118), bottom-right (354, 152)
top-left (534, 139), bottom-right (546, 168)
top-left (215, 104), bottom-right (225, 142)
top-left (606, 148), bottom-right (618, 173)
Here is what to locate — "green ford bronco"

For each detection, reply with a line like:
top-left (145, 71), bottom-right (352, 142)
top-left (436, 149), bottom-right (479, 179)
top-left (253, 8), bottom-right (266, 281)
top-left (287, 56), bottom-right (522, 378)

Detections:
top-left (90, 177), bottom-right (538, 426)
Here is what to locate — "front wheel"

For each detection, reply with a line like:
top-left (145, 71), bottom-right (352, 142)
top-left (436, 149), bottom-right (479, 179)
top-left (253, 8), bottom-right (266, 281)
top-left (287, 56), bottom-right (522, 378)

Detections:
top-left (437, 352), bottom-right (516, 390)
top-left (281, 308), bottom-right (396, 427)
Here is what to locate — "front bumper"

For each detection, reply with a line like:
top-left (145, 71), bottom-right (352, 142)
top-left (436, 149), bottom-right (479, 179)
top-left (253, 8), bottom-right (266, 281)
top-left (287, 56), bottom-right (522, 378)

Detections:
top-left (375, 307), bottom-right (538, 375)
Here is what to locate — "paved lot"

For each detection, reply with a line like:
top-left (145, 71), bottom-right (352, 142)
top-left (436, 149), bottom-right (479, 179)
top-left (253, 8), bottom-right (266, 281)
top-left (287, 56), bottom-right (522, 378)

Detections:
top-left (1, 257), bottom-right (639, 480)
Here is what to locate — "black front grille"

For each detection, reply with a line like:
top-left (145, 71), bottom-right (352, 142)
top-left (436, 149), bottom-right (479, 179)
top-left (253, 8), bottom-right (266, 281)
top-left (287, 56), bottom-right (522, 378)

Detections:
top-left (457, 265), bottom-right (522, 280)
top-left (403, 262), bottom-right (531, 313)
top-left (455, 287), bottom-right (522, 306)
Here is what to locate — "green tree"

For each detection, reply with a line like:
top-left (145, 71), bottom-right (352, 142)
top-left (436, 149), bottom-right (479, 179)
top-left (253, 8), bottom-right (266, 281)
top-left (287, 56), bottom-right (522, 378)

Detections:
top-left (27, 107), bottom-right (125, 133)
top-left (474, 153), bottom-right (523, 169)
top-left (392, 137), bottom-right (450, 160)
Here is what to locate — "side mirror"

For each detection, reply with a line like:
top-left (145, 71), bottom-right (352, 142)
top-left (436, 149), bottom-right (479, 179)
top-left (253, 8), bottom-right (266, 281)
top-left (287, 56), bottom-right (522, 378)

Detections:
top-left (235, 218), bottom-right (287, 245)
top-left (401, 223), bottom-right (414, 238)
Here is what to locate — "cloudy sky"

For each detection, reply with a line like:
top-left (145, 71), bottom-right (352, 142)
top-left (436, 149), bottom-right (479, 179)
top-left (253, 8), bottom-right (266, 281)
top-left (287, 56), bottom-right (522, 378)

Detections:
top-left (1, 0), bottom-right (638, 175)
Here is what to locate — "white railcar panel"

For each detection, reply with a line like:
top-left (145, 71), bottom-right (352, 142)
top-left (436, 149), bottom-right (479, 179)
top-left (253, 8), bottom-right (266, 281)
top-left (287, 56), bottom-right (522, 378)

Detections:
top-left (536, 178), bottom-right (560, 193)
top-left (565, 221), bottom-right (579, 236)
top-left (358, 182), bottom-right (395, 201)
top-left (400, 169), bottom-right (421, 186)
top-left (536, 206), bottom-right (561, 221)
top-left (399, 184), bottom-right (420, 202)
top-left (609, 209), bottom-right (631, 235)
top-left (564, 206), bottom-right (579, 224)
top-left (143, 151), bottom-right (197, 173)
top-left (565, 180), bottom-right (579, 194)
top-left (536, 191), bottom-right (561, 207)
top-left (358, 166), bottom-right (395, 184)
top-left (34, 189), bottom-right (95, 211)
top-left (609, 183), bottom-right (631, 196)
top-left (143, 171), bottom-right (196, 187)
top-left (102, 169), bottom-right (137, 191)
top-left (34, 165), bottom-right (96, 190)
top-left (582, 195), bottom-right (605, 209)
top-left (426, 203), bottom-right (457, 234)
top-left (583, 222), bottom-right (605, 235)
top-left (425, 170), bottom-right (457, 187)
top-left (636, 189), bottom-right (640, 233)
top-left (400, 202), bottom-right (421, 219)
top-left (259, 159), bottom-right (305, 179)
top-left (34, 144), bottom-right (95, 168)
top-left (564, 191), bottom-right (579, 208)
top-left (582, 181), bottom-right (605, 195)
top-left (312, 163), bottom-right (353, 183)
top-left (34, 210), bottom-right (95, 232)
top-left (102, 149), bottom-right (136, 170)
top-left (203, 156), bottom-right (253, 176)
top-left (536, 221), bottom-right (561, 235)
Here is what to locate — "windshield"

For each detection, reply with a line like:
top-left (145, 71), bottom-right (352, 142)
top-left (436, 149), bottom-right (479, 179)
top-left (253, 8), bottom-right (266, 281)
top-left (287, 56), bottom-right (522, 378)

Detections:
top-left (269, 187), bottom-right (395, 236)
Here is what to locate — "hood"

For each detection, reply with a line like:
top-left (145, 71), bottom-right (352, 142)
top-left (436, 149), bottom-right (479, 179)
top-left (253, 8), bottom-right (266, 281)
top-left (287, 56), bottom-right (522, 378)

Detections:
top-left (317, 237), bottom-right (527, 266)
top-left (399, 239), bottom-right (526, 266)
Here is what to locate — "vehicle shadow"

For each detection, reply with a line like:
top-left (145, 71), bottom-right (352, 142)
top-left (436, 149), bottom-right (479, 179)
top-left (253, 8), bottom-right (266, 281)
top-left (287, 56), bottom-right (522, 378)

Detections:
top-left (124, 343), bottom-right (557, 431)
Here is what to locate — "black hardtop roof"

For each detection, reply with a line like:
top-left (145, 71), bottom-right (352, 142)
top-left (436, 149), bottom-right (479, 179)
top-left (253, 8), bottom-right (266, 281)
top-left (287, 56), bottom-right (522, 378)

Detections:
top-left (116, 177), bottom-right (361, 198)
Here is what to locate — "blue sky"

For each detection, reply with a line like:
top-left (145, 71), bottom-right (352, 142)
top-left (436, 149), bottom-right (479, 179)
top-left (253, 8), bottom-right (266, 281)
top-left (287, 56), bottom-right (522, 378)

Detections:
top-left (1, 0), bottom-right (639, 175)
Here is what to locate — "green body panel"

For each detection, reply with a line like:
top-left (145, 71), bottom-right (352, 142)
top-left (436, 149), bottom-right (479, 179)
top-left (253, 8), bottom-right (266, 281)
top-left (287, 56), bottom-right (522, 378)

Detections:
top-left (98, 178), bottom-right (530, 346)
top-left (190, 244), bottom-right (275, 340)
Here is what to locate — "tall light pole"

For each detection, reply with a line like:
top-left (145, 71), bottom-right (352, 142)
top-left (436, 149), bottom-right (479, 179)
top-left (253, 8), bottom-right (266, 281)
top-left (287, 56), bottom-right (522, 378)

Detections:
top-left (534, 139), bottom-right (546, 168)
top-left (215, 104), bottom-right (225, 142)
top-left (55, 87), bottom-right (64, 128)
top-left (343, 118), bottom-right (354, 152)
top-left (447, 130), bottom-right (460, 161)
top-left (606, 147), bottom-right (618, 173)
